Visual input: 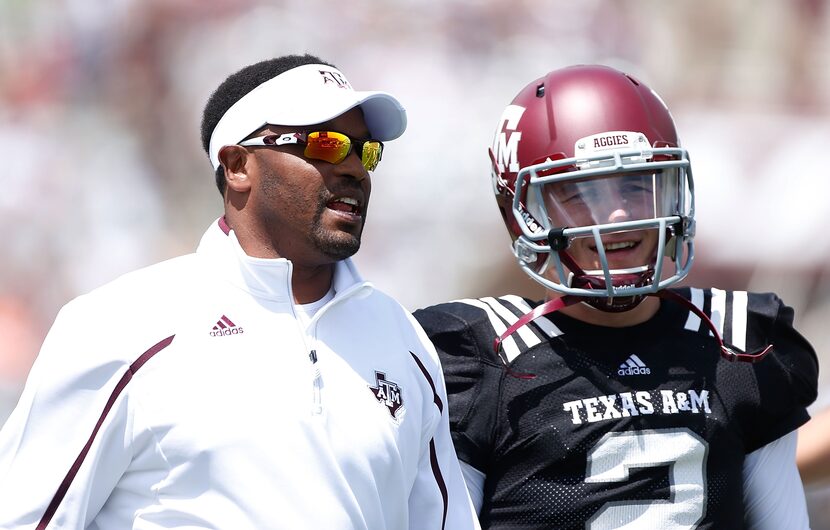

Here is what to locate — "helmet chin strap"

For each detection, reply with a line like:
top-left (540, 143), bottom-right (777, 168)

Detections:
top-left (546, 228), bottom-right (652, 313)
top-left (557, 248), bottom-right (651, 313)
top-left (493, 287), bottom-right (773, 369)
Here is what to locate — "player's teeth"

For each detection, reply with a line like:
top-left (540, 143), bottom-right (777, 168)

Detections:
top-left (604, 242), bottom-right (634, 251)
top-left (340, 198), bottom-right (358, 206)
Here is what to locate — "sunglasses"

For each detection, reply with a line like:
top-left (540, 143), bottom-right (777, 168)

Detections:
top-left (239, 131), bottom-right (383, 172)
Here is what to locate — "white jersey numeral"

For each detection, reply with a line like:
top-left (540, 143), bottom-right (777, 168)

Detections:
top-left (585, 429), bottom-right (708, 529)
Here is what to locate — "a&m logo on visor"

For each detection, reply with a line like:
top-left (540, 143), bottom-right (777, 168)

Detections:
top-left (369, 371), bottom-right (404, 419)
top-left (318, 69), bottom-right (352, 90)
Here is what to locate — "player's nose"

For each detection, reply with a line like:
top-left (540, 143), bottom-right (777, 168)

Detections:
top-left (608, 208), bottom-right (630, 223)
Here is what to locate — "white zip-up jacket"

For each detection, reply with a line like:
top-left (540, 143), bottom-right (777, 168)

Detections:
top-left (0, 218), bottom-right (478, 530)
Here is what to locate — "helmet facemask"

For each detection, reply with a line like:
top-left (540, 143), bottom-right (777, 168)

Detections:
top-left (511, 141), bottom-right (695, 311)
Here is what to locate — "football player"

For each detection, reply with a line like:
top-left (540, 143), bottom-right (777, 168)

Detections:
top-left (414, 65), bottom-right (818, 529)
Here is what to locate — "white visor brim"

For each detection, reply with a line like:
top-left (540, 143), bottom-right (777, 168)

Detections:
top-left (208, 63), bottom-right (407, 170)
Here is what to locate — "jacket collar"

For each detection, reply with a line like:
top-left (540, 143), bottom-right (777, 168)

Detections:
top-left (196, 217), bottom-right (373, 304)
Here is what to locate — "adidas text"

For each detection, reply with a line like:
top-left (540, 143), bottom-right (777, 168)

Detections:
top-left (210, 327), bottom-right (244, 337)
top-left (618, 366), bottom-right (651, 376)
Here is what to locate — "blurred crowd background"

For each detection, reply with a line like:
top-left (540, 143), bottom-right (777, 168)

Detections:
top-left (2, 0), bottom-right (830, 522)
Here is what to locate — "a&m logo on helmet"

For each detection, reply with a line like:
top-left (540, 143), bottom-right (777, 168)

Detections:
top-left (492, 104), bottom-right (526, 175)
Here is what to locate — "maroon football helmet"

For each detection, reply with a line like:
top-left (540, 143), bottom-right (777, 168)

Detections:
top-left (489, 65), bottom-right (695, 311)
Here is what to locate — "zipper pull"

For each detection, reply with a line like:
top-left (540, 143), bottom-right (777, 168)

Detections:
top-left (309, 349), bottom-right (322, 414)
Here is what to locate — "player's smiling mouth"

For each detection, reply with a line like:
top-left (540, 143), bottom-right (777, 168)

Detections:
top-left (590, 240), bottom-right (639, 253)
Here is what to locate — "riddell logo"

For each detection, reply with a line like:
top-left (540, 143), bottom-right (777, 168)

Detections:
top-left (210, 315), bottom-right (244, 337)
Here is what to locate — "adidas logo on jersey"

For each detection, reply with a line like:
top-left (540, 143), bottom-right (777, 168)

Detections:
top-left (210, 315), bottom-right (244, 337)
top-left (618, 354), bottom-right (650, 376)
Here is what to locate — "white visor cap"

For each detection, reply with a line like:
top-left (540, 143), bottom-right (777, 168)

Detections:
top-left (208, 63), bottom-right (407, 170)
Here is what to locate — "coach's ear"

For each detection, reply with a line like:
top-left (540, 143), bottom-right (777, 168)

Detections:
top-left (220, 145), bottom-right (252, 193)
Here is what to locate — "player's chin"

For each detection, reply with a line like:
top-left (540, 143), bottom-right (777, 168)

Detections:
top-left (316, 232), bottom-right (362, 261)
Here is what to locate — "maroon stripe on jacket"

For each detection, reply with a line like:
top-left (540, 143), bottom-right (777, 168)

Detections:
top-left (37, 334), bottom-right (175, 530)
top-left (429, 439), bottom-right (450, 530)
top-left (411, 351), bottom-right (449, 528)
top-left (409, 351), bottom-right (443, 413)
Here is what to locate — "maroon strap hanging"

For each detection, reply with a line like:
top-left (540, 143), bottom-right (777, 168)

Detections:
top-left (494, 291), bottom-right (772, 365)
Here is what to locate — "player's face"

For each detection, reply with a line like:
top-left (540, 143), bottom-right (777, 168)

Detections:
top-left (565, 227), bottom-right (659, 273)
top-left (543, 173), bottom-right (662, 272)
top-left (244, 107), bottom-right (373, 266)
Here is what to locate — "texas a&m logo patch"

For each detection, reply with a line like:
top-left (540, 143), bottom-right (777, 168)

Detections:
top-left (369, 371), bottom-right (404, 419)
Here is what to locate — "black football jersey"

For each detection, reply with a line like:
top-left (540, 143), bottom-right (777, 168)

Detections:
top-left (414, 287), bottom-right (818, 530)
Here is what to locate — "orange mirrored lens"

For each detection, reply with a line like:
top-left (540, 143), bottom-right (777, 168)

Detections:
top-left (304, 131), bottom-right (383, 171)
top-left (305, 131), bottom-right (351, 164)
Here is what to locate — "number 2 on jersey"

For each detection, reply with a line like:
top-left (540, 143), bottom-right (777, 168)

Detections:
top-left (585, 429), bottom-right (708, 529)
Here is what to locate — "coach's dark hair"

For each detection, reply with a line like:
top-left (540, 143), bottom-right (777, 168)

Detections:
top-left (200, 54), bottom-right (336, 196)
